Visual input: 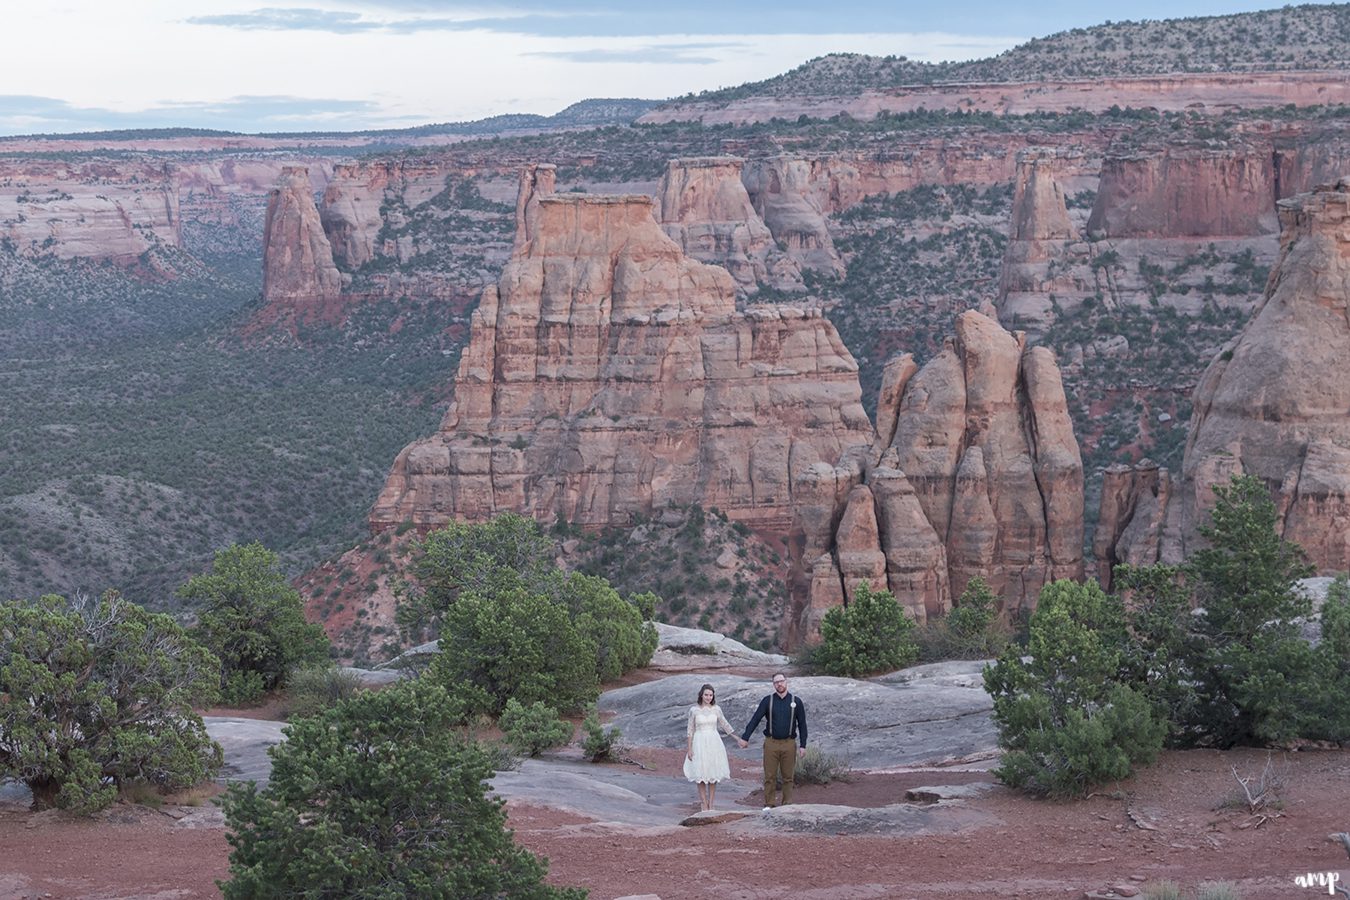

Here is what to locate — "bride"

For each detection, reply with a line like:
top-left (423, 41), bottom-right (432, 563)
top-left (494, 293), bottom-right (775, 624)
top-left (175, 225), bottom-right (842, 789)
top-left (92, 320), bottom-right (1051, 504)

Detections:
top-left (683, 683), bottom-right (746, 811)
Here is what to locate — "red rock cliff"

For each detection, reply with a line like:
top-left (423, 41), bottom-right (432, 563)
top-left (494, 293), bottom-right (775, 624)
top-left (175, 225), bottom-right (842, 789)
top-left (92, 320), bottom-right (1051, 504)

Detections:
top-left (0, 160), bottom-right (180, 262)
top-left (639, 72), bottom-right (1350, 127)
top-left (1087, 143), bottom-right (1280, 239)
top-left (370, 168), bottom-right (872, 533)
top-left (1106, 179), bottom-right (1350, 574)
top-left (741, 157), bottom-right (845, 275)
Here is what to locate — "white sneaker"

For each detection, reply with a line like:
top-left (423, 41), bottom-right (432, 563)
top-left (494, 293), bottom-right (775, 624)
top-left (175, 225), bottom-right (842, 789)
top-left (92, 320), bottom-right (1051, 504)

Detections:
top-left (762, 806), bottom-right (771, 812)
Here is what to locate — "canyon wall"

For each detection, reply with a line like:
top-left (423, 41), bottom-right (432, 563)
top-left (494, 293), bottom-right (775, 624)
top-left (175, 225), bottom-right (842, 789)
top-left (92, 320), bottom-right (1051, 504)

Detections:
top-left (369, 168), bottom-right (873, 533)
top-left (639, 71), bottom-right (1350, 127)
top-left (320, 160), bottom-right (459, 269)
top-left (1104, 179), bottom-right (1350, 576)
top-left (0, 160), bottom-right (180, 261)
top-left (1087, 143), bottom-right (1281, 239)
top-left (741, 156), bottom-right (845, 275)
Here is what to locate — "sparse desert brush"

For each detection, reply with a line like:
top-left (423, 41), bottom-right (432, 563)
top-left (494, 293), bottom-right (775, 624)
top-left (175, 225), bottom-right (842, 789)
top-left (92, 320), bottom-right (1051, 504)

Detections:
top-left (795, 747), bottom-right (854, 786)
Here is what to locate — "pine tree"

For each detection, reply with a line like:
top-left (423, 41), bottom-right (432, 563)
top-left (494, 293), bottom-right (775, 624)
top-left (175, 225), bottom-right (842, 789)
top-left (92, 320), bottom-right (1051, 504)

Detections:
top-left (220, 680), bottom-right (585, 899)
top-left (985, 579), bottom-right (1165, 798)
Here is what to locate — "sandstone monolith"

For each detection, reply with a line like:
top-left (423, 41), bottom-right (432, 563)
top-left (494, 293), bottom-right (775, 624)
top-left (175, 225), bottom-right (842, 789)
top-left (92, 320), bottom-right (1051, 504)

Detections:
top-left (371, 167), bottom-right (873, 537)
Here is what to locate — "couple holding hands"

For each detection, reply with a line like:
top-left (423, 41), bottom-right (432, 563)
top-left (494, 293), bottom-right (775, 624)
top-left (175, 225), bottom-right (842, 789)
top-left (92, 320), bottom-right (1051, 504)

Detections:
top-left (683, 673), bottom-right (808, 812)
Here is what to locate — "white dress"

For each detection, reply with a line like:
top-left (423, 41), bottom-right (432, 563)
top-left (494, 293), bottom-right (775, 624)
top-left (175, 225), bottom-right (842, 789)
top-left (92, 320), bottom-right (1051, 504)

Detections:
top-left (683, 704), bottom-right (736, 783)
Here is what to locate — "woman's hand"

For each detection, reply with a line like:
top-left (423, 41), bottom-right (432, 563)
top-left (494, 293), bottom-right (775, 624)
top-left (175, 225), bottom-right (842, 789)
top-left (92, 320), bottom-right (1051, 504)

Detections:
top-left (687, 750), bottom-right (694, 761)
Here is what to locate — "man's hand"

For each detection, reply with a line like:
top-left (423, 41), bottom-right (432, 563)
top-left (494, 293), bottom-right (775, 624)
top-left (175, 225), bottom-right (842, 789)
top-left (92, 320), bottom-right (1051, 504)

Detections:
top-left (738, 738), bottom-right (749, 749)
top-left (797, 746), bottom-right (806, 757)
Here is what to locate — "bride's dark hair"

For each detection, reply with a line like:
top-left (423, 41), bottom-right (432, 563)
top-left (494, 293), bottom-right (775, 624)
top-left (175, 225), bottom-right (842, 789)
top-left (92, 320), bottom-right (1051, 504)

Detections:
top-left (696, 683), bottom-right (716, 706)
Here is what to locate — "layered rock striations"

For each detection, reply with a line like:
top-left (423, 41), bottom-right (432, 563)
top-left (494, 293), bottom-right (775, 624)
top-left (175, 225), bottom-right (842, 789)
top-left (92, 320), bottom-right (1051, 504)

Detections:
top-left (320, 160), bottom-right (455, 269)
top-left (0, 160), bottom-right (180, 262)
top-left (1183, 179), bottom-right (1350, 570)
top-left (1106, 179), bottom-right (1350, 574)
top-left (1087, 143), bottom-right (1280, 239)
top-left (259, 166), bottom-right (345, 310)
top-left (741, 157), bottom-right (845, 275)
top-left (791, 310), bottom-right (1084, 640)
top-left (655, 157), bottom-right (803, 293)
top-left (639, 72), bottom-right (1350, 127)
top-left (370, 168), bottom-right (873, 533)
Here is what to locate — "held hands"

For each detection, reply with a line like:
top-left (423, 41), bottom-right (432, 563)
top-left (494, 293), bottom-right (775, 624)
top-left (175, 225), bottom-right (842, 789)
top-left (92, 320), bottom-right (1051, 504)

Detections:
top-left (737, 738), bottom-right (749, 749)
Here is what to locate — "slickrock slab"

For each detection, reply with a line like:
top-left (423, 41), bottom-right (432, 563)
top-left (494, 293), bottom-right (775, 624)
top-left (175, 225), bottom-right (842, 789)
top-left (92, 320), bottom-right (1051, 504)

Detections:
top-left (602, 663), bottom-right (996, 771)
top-left (204, 717), bottom-right (287, 787)
top-left (904, 782), bottom-right (1002, 803)
top-left (739, 801), bottom-right (995, 836)
top-left (648, 623), bottom-right (788, 673)
top-left (491, 757), bottom-right (752, 827)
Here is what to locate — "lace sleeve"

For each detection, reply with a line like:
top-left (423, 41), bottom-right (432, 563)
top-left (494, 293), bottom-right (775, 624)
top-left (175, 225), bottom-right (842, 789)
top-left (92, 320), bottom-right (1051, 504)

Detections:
top-left (715, 705), bottom-right (734, 735)
top-left (686, 706), bottom-right (696, 738)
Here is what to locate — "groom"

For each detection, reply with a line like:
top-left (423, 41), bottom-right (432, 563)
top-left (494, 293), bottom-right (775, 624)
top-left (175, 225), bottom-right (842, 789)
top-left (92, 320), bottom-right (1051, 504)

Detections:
top-left (740, 672), bottom-right (808, 808)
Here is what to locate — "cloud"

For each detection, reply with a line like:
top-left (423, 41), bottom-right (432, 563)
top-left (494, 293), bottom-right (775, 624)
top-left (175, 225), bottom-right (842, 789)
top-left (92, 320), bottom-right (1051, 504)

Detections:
top-left (185, 6), bottom-right (528, 35)
top-left (525, 43), bottom-right (746, 66)
top-left (182, 2), bottom-right (1016, 39)
top-left (0, 94), bottom-right (386, 136)
top-left (186, 8), bottom-right (380, 33)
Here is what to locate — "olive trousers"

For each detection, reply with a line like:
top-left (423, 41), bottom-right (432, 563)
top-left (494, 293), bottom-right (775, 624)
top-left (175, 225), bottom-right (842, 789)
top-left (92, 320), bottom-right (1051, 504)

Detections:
top-left (762, 737), bottom-right (798, 807)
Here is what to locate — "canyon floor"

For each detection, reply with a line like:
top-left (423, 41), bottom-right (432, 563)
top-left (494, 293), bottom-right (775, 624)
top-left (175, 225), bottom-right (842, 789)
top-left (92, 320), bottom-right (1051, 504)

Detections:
top-left (1, 684), bottom-right (1349, 900)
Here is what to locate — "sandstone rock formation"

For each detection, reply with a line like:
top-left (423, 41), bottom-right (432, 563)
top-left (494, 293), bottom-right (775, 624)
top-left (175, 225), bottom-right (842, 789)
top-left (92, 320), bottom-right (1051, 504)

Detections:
top-left (0, 160), bottom-right (180, 262)
top-left (792, 310), bottom-right (1083, 639)
top-left (1087, 143), bottom-right (1280, 239)
top-left (320, 160), bottom-right (451, 269)
top-left (1093, 460), bottom-right (1181, 588)
top-left (1105, 179), bottom-right (1350, 574)
top-left (260, 166), bottom-right (344, 307)
top-left (370, 167), bottom-right (872, 533)
top-left (997, 148), bottom-right (1098, 337)
top-left (638, 72), bottom-right (1350, 127)
top-left (741, 157), bottom-right (845, 275)
top-left (655, 157), bottom-right (803, 293)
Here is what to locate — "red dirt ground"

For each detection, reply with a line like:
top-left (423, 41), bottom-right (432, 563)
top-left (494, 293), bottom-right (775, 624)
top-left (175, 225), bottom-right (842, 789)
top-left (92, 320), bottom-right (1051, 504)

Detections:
top-left (2, 745), bottom-right (1348, 899)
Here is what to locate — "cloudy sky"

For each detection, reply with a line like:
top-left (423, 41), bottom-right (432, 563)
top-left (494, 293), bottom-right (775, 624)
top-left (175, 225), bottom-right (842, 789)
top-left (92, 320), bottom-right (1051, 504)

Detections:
top-left (0, 0), bottom-right (1288, 135)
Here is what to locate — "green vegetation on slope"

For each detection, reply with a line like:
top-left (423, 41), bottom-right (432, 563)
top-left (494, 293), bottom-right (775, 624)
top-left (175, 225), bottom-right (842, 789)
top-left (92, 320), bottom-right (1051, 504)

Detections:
top-left (681, 4), bottom-right (1350, 103)
top-left (0, 248), bottom-right (456, 604)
